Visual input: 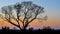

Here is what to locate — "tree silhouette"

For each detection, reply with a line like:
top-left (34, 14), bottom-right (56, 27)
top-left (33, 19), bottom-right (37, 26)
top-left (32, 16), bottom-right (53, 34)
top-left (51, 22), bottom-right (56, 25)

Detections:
top-left (0, 1), bottom-right (47, 30)
top-left (2, 26), bottom-right (9, 30)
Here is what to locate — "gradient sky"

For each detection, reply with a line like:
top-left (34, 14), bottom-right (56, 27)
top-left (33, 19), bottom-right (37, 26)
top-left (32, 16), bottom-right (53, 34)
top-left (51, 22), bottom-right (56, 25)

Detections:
top-left (0, 0), bottom-right (60, 29)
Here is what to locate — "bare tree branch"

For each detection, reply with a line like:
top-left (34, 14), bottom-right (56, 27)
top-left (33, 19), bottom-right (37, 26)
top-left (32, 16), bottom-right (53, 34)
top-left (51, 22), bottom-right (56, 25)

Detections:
top-left (0, 1), bottom-right (47, 30)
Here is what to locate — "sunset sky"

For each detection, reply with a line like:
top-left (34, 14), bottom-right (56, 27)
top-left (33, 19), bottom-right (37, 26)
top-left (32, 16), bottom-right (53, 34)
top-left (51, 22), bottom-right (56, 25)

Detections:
top-left (0, 0), bottom-right (60, 29)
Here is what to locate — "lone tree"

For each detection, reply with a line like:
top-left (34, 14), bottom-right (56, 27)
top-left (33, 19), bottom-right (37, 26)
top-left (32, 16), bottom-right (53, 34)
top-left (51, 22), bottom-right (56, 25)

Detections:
top-left (0, 1), bottom-right (47, 30)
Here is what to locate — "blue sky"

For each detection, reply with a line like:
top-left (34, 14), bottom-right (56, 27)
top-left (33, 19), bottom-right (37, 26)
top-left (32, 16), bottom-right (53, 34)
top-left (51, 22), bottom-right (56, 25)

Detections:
top-left (0, 0), bottom-right (60, 29)
top-left (0, 0), bottom-right (60, 18)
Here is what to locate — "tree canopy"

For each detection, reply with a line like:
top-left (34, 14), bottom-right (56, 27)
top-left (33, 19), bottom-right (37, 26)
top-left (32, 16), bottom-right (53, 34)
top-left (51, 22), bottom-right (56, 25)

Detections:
top-left (0, 1), bottom-right (47, 30)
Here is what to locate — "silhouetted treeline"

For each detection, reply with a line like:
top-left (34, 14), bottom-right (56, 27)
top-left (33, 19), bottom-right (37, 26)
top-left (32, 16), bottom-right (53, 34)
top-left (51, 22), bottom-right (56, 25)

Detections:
top-left (0, 26), bottom-right (60, 33)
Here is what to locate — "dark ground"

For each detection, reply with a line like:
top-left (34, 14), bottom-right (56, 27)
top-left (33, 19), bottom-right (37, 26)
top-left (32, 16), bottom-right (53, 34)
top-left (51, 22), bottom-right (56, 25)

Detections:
top-left (0, 26), bottom-right (60, 33)
top-left (0, 29), bottom-right (60, 34)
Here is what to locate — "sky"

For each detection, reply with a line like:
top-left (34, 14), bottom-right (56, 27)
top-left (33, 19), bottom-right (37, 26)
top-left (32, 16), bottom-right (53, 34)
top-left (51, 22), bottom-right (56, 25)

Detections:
top-left (0, 0), bottom-right (60, 29)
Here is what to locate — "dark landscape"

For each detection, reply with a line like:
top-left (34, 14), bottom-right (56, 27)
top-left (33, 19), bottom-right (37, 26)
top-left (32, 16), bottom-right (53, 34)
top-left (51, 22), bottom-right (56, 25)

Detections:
top-left (0, 26), bottom-right (60, 33)
top-left (0, 0), bottom-right (60, 34)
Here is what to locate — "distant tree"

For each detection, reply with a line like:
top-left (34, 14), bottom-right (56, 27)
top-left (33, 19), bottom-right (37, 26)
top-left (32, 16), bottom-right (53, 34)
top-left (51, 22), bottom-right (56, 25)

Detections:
top-left (43, 26), bottom-right (51, 30)
top-left (2, 26), bottom-right (9, 30)
top-left (0, 1), bottom-right (47, 30)
top-left (13, 27), bottom-right (17, 30)
top-left (29, 28), bottom-right (34, 30)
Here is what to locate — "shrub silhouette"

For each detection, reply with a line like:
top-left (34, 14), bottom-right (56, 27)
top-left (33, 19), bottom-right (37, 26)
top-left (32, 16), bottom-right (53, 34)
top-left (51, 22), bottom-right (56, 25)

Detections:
top-left (2, 26), bottom-right (9, 30)
top-left (43, 26), bottom-right (51, 30)
top-left (0, 26), bottom-right (60, 33)
top-left (28, 28), bottom-right (34, 31)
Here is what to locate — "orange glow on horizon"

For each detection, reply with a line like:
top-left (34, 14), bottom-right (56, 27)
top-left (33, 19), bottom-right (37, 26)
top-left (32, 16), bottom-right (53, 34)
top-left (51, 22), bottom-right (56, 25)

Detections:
top-left (0, 17), bottom-right (60, 29)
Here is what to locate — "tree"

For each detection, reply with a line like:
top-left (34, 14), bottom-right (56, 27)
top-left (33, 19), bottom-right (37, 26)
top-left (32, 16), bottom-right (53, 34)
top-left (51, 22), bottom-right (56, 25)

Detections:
top-left (0, 1), bottom-right (47, 30)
